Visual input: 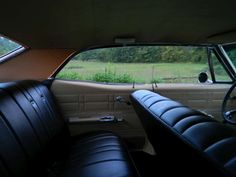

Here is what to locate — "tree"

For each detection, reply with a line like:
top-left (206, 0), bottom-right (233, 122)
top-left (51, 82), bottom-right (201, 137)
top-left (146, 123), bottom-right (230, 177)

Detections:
top-left (72, 46), bottom-right (208, 63)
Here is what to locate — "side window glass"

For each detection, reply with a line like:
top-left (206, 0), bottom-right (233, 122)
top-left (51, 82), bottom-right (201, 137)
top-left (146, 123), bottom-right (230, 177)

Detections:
top-left (56, 46), bottom-right (211, 84)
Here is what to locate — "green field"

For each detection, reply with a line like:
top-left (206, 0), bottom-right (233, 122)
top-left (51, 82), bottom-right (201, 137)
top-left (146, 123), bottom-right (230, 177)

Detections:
top-left (57, 61), bottom-right (211, 83)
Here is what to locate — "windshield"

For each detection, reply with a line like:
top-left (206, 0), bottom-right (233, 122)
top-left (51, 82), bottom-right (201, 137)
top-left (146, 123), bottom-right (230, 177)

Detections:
top-left (223, 45), bottom-right (236, 68)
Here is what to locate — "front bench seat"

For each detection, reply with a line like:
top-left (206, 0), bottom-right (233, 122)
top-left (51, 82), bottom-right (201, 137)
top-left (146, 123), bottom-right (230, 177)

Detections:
top-left (131, 90), bottom-right (236, 177)
top-left (130, 90), bottom-right (216, 156)
top-left (0, 80), bottom-right (138, 177)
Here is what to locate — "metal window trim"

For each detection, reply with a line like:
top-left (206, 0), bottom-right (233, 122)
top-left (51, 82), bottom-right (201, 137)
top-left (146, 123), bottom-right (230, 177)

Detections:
top-left (0, 47), bottom-right (26, 64)
top-left (212, 45), bottom-right (235, 82)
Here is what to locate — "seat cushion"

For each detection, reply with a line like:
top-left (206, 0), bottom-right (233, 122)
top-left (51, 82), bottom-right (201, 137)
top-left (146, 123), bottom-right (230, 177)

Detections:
top-left (59, 131), bottom-right (138, 177)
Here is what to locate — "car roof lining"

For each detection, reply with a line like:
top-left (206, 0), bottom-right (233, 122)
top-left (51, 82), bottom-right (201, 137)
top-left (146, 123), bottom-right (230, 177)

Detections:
top-left (1, 0), bottom-right (236, 49)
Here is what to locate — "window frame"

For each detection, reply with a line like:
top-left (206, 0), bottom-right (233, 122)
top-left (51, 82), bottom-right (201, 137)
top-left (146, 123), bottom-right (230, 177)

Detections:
top-left (52, 44), bottom-right (212, 79)
top-left (0, 36), bottom-right (27, 64)
top-left (208, 46), bottom-right (234, 84)
top-left (52, 44), bottom-right (234, 84)
top-left (221, 43), bottom-right (236, 76)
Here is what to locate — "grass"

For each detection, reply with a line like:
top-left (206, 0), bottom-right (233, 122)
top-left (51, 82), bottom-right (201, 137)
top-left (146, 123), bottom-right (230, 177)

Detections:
top-left (57, 61), bottom-right (211, 83)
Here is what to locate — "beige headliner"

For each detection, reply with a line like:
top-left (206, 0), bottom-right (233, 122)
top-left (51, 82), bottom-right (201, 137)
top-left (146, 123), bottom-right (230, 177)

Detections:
top-left (1, 0), bottom-right (236, 49)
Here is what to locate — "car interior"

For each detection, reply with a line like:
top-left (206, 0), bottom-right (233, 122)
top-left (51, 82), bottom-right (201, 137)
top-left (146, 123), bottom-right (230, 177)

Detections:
top-left (1, 0), bottom-right (236, 177)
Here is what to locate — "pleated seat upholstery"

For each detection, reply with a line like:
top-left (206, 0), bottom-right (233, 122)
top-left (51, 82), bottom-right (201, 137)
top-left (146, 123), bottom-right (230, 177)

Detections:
top-left (131, 90), bottom-right (236, 177)
top-left (0, 80), bottom-right (138, 177)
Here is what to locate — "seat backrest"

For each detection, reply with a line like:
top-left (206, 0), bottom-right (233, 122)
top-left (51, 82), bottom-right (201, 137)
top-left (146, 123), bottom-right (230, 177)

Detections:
top-left (0, 80), bottom-right (68, 177)
top-left (130, 90), bottom-right (215, 153)
top-left (131, 90), bottom-right (236, 177)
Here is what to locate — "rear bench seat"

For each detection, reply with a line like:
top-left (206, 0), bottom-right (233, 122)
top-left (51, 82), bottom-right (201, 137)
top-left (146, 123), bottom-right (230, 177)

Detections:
top-left (0, 80), bottom-right (138, 177)
top-left (131, 90), bottom-right (236, 177)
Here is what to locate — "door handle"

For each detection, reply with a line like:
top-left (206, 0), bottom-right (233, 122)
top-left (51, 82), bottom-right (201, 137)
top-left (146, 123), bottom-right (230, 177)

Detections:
top-left (100, 116), bottom-right (124, 123)
top-left (100, 116), bottom-right (115, 122)
top-left (115, 96), bottom-right (131, 105)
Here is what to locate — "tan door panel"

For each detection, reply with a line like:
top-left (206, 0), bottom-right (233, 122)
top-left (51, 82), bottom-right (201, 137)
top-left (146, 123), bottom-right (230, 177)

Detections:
top-left (153, 84), bottom-right (231, 121)
top-left (51, 80), bottom-right (149, 149)
top-left (51, 80), bottom-right (232, 149)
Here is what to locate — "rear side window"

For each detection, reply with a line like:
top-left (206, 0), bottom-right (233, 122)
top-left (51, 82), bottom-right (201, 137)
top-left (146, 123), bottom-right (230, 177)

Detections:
top-left (56, 46), bottom-right (212, 84)
top-left (0, 36), bottom-right (24, 62)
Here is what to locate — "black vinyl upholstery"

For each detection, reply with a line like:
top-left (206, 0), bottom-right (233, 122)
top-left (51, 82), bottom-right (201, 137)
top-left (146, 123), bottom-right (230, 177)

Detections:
top-left (0, 80), bottom-right (138, 177)
top-left (131, 89), bottom-right (236, 177)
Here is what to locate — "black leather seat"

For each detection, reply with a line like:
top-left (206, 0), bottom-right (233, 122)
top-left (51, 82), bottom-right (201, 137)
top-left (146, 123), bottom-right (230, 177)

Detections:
top-left (0, 80), bottom-right (138, 177)
top-left (131, 89), bottom-right (236, 177)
